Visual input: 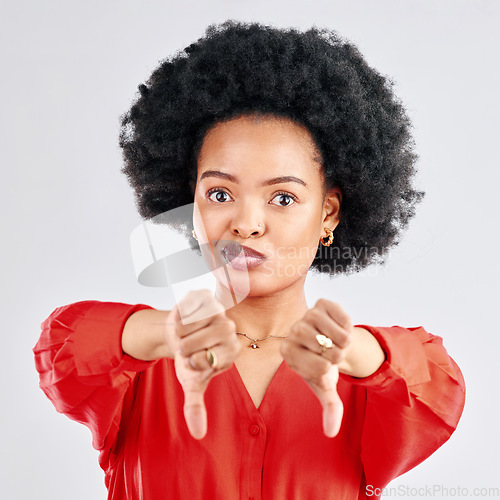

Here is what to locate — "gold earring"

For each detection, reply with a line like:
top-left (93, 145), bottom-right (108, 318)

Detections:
top-left (192, 230), bottom-right (198, 241)
top-left (320, 227), bottom-right (334, 247)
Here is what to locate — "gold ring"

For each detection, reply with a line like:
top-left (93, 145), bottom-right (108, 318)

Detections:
top-left (316, 334), bottom-right (335, 354)
top-left (206, 348), bottom-right (218, 369)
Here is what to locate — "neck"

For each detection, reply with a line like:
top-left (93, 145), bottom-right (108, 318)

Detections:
top-left (214, 277), bottom-right (309, 351)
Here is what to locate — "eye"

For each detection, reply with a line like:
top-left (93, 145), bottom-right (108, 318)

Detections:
top-left (207, 188), bottom-right (232, 203)
top-left (270, 192), bottom-right (296, 207)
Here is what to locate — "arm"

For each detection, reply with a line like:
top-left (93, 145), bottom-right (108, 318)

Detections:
top-left (337, 326), bottom-right (386, 378)
top-left (34, 292), bottom-right (241, 448)
top-left (121, 307), bottom-right (175, 360)
top-left (33, 301), bottom-right (163, 456)
top-left (281, 299), bottom-right (465, 483)
top-left (340, 324), bottom-right (466, 490)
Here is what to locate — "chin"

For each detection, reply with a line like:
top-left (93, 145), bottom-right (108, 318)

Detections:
top-left (213, 265), bottom-right (301, 299)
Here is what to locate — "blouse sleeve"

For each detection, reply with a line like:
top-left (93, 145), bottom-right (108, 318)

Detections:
top-left (340, 325), bottom-right (466, 490)
top-left (33, 300), bottom-right (157, 457)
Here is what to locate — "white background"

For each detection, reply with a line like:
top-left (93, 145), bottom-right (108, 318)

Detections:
top-left (1, 1), bottom-right (499, 499)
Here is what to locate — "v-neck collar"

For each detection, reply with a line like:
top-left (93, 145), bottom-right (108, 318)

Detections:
top-left (223, 359), bottom-right (293, 423)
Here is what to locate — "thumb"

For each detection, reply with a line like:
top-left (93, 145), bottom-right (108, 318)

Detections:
top-left (183, 388), bottom-right (208, 440)
top-left (174, 353), bottom-right (211, 440)
top-left (321, 386), bottom-right (343, 438)
top-left (307, 365), bottom-right (344, 438)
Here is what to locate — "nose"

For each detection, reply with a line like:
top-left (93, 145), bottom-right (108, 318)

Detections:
top-left (233, 227), bottom-right (263, 239)
top-left (231, 211), bottom-right (264, 239)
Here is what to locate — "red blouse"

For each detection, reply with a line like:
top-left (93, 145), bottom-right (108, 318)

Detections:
top-left (33, 300), bottom-right (465, 500)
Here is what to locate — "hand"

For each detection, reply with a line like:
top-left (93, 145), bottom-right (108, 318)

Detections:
top-left (280, 299), bottom-right (353, 438)
top-left (166, 289), bottom-right (241, 440)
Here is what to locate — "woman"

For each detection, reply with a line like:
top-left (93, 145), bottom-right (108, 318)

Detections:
top-left (34, 21), bottom-right (465, 499)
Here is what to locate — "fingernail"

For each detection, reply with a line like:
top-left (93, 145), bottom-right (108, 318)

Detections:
top-left (185, 357), bottom-right (191, 368)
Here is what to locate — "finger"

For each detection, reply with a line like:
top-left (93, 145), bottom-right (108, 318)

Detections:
top-left (185, 344), bottom-right (237, 372)
top-left (177, 290), bottom-right (210, 318)
top-left (281, 339), bottom-right (333, 382)
top-left (179, 320), bottom-right (237, 357)
top-left (287, 322), bottom-right (345, 366)
top-left (176, 290), bottom-right (224, 325)
top-left (183, 388), bottom-right (208, 440)
top-left (305, 308), bottom-right (351, 349)
top-left (173, 312), bottom-right (231, 339)
top-left (316, 299), bottom-right (353, 331)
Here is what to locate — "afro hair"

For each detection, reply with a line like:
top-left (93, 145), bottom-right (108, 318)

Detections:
top-left (119, 20), bottom-right (424, 275)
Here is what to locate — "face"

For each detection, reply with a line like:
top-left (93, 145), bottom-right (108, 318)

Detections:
top-left (193, 114), bottom-right (341, 298)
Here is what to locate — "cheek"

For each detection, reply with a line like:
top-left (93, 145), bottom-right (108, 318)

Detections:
top-left (269, 232), bottom-right (319, 272)
top-left (284, 208), bottom-right (322, 245)
top-left (204, 216), bottom-right (226, 239)
top-left (193, 202), bottom-right (223, 239)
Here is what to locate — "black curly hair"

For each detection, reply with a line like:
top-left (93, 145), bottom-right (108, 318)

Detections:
top-left (119, 20), bottom-right (424, 276)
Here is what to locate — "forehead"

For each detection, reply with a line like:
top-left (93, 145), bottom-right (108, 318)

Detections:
top-left (197, 115), bottom-right (324, 182)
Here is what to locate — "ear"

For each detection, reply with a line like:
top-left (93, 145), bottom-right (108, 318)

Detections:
top-left (321, 187), bottom-right (342, 235)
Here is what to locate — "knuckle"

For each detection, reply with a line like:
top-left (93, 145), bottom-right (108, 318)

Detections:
top-left (205, 300), bottom-right (225, 316)
top-left (185, 354), bottom-right (197, 370)
top-left (184, 401), bottom-right (204, 412)
top-left (309, 373), bottom-right (323, 385)
top-left (192, 288), bottom-right (211, 299)
top-left (184, 290), bottom-right (201, 304)
top-left (222, 318), bottom-right (236, 333)
top-left (179, 338), bottom-right (192, 356)
top-left (280, 339), bottom-right (292, 356)
top-left (316, 359), bottom-right (332, 375)
top-left (295, 327), bottom-right (309, 342)
top-left (289, 322), bottom-right (302, 338)
top-left (285, 356), bottom-right (297, 371)
top-left (343, 333), bottom-right (352, 347)
top-left (329, 350), bottom-right (343, 365)
top-left (169, 320), bottom-right (181, 337)
top-left (337, 331), bottom-right (350, 347)
top-left (315, 298), bottom-right (330, 308)
top-left (189, 352), bottom-right (205, 370)
top-left (308, 308), bottom-right (322, 321)
top-left (204, 291), bottom-right (219, 302)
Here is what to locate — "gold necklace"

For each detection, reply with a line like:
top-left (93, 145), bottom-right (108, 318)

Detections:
top-left (236, 332), bottom-right (288, 349)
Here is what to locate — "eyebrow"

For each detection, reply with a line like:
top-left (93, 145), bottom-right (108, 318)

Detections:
top-left (199, 170), bottom-right (307, 187)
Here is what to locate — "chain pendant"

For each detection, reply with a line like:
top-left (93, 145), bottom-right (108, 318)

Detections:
top-left (250, 343), bottom-right (259, 349)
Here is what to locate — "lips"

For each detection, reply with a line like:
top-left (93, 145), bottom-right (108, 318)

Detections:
top-left (222, 242), bottom-right (266, 261)
top-left (220, 242), bottom-right (266, 270)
